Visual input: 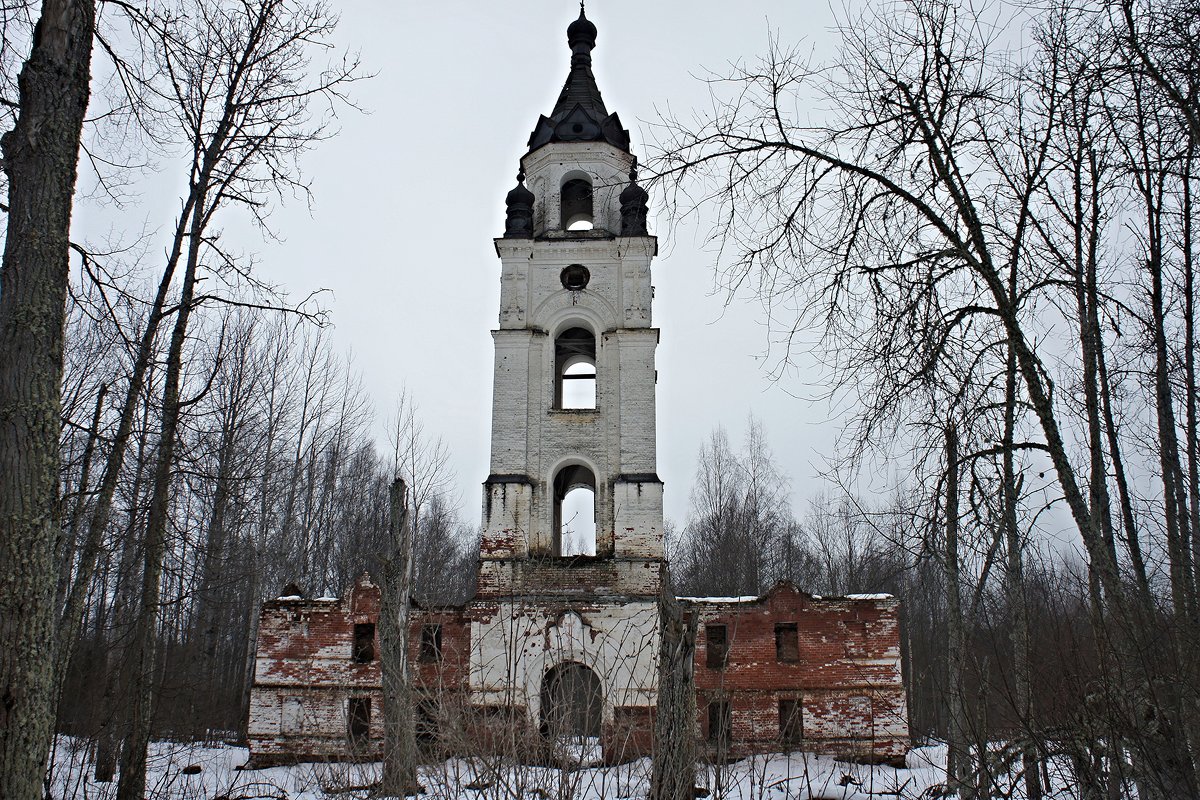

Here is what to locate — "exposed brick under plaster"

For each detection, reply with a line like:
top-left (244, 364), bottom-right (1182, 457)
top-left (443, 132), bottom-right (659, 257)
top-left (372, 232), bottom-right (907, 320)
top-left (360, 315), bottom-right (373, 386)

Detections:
top-left (246, 576), bottom-right (909, 768)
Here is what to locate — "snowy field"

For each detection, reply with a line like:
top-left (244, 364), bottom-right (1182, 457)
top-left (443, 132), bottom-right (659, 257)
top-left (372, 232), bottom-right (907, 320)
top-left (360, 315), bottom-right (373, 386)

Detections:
top-left (47, 738), bottom-right (1084, 799)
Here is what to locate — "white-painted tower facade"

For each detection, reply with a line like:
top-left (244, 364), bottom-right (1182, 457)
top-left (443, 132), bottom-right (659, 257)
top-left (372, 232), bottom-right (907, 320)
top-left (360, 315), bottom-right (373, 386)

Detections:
top-left (468, 7), bottom-right (664, 748)
top-left (477, 6), bottom-right (664, 597)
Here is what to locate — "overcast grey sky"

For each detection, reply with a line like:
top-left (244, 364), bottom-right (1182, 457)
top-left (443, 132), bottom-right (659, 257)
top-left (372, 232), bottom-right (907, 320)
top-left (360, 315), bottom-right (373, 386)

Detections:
top-left (82, 1), bottom-right (882, 528)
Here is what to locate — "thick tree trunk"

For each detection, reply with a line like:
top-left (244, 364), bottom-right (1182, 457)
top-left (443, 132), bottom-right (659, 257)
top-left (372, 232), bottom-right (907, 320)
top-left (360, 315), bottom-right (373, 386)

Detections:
top-left (380, 478), bottom-right (419, 796)
top-left (650, 571), bottom-right (697, 800)
top-left (0, 3), bottom-right (96, 798)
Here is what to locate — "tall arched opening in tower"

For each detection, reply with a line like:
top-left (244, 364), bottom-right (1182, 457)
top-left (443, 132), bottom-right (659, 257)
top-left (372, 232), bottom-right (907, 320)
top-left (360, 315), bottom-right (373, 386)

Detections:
top-left (553, 464), bottom-right (597, 556)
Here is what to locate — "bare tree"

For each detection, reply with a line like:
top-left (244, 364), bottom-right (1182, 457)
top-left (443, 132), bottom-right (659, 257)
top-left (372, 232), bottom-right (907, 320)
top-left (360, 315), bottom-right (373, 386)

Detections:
top-left (650, 573), bottom-right (697, 800)
top-left (0, 2), bottom-right (96, 797)
top-left (674, 417), bottom-right (792, 596)
top-left (379, 478), bottom-right (418, 796)
top-left (648, 0), bottom-right (1200, 791)
top-left (105, 2), bottom-right (359, 796)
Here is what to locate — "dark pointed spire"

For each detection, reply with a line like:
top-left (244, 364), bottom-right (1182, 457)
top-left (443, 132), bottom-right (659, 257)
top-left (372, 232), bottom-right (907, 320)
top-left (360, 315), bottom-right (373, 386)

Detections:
top-left (527, 6), bottom-right (630, 153)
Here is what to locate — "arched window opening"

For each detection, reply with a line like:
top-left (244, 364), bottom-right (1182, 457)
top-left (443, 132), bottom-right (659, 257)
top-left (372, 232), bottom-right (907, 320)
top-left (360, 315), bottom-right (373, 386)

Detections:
top-left (555, 327), bottom-right (596, 410)
top-left (554, 464), bottom-right (596, 557)
top-left (541, 662), bottom-right (603, 740)
top-left (561, 178), bottom-right (593, 230)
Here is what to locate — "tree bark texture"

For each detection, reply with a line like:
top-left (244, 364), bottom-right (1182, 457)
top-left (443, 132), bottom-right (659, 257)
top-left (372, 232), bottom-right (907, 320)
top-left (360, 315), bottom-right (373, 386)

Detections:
top-left (0, 2), bottom-right (95, 799)
top-left (380, 478), bottom-right (418, 796)
top-left (650, 571), bottom-right (697, 800)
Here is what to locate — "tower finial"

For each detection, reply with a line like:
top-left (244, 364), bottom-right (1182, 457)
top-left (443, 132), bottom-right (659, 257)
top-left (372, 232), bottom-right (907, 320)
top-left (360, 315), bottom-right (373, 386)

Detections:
top-left (567, 3), bottom-right (597, 57)
top-left (526, 4), bottom-right (630, 153)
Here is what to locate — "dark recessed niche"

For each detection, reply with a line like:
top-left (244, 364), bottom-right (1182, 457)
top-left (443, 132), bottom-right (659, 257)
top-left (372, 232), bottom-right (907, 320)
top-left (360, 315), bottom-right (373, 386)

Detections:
top-left (561, 264), bottom-right (590, 291)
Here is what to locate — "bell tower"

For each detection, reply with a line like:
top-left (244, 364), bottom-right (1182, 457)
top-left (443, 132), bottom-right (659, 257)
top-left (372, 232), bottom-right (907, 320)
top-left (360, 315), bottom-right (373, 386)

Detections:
top-left (478, 5), bottom-right (662, 600)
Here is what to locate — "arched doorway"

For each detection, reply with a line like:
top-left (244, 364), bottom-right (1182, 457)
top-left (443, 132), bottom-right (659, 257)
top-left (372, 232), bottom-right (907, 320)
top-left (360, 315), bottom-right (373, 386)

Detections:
top-left (540, 662), bottom-right (603, 739)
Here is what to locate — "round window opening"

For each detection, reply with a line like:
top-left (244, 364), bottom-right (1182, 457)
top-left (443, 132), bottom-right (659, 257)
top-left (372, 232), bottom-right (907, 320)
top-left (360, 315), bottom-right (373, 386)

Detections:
top-left (561, 264), bottom-right (590, 291)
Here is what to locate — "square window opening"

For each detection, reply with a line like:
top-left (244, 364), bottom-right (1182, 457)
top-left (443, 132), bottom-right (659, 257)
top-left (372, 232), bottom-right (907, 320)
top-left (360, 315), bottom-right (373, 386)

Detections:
top-left (778, 698), bottom-right (802, 745)
top-left (353, 622), bottom-right (376, 663)
top-left (775, 622), bottom-right (799, 662)
top-left (705, 624), bottom-right (729, 670)
top-left (420, 623), bottom-right (443, 662)
top-left (707, 699), bottom-right (731, 746)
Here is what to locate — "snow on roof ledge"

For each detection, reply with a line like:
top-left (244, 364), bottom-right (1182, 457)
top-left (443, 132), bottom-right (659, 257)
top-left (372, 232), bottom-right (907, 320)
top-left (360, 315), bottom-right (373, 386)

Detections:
top-left (678, 591), bottom-right (894, 604)
top-left (677, 595), bottom-right (760, 604)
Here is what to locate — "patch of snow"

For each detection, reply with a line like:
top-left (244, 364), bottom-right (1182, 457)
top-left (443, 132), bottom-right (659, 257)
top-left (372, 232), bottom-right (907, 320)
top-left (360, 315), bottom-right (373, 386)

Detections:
top-left (846, 593), bottom-right (894, 600)
top-left (677, 595), bottom-right (760, 603)
top-left (275, 595), bottom-right (302, 600)
top-left (47, 736), bottom-right (1087, 800)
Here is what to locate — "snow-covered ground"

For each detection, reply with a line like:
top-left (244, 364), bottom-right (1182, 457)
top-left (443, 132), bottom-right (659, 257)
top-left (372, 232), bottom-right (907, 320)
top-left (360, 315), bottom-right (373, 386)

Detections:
top-left (47, 738), bottom-right (1083, 799)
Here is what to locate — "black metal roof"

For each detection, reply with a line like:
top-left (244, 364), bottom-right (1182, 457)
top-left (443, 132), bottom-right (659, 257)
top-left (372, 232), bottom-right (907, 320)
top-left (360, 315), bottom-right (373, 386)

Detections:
top-left (527, 6), bottom-right (630, 153)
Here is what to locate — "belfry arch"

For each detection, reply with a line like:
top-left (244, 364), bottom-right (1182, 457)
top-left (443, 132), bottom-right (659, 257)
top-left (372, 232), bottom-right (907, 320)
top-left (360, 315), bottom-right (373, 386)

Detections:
top-left (553, 463), bottom-right (597, 557)
top-left (560, 173), bottom-right (594, 231)
top-left (554, 326), bottom-right (597, 410)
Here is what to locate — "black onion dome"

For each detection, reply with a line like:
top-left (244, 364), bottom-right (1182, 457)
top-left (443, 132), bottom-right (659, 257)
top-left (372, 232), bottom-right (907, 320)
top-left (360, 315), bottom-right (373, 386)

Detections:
top-left (620, 176), bottom-right (648, 205)
top-left (506, 173), bottom-right (535, 206)
top-left (567, 7), bottom-right (598, 48)
top-left (527, 6), bottom-right (630, 153)
top-left (504, 171), bottom-right (535, 238)
top-left (620, 163), bottom-right (650, 236)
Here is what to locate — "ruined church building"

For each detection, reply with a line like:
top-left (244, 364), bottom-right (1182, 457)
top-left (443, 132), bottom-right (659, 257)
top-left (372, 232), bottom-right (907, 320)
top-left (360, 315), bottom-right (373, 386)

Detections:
top-left (246, 8), bottom-right (910, 768)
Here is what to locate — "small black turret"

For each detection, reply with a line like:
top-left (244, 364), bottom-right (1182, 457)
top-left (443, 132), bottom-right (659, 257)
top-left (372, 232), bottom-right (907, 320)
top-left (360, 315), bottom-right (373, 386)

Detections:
top-left (620, 162), bottom-right (649, 236)
top-left (504, 171), bottom-right (535, 237)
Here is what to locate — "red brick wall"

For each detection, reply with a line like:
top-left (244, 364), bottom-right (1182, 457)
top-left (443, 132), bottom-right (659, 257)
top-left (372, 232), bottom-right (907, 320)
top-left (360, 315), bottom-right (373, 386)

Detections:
top-left (247, 577), bottom-right (908, 768)
top-left (689, 583), bottom-right (908, 765)
top-left (247, 574), bottom-right (472, 766)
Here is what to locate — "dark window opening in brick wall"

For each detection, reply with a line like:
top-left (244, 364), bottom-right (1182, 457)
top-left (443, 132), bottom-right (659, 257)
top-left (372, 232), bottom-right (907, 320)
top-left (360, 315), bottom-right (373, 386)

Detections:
top-left (353, 623), bottom-right (376, 662)
top-left (705, 624), bottom-right (728, 669)
top-left (778, 698), bottom-right (802, 745)
top-left (706, 699), bottom-right (731, 746)
top-left (420, 623), bottom-right (443, 662)
top-left (347, 697), bottom-right (371, 744)
top-left (416, 698), bottom-right (439, 746)
top-left (775, 622), bottom-right (798, 662)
